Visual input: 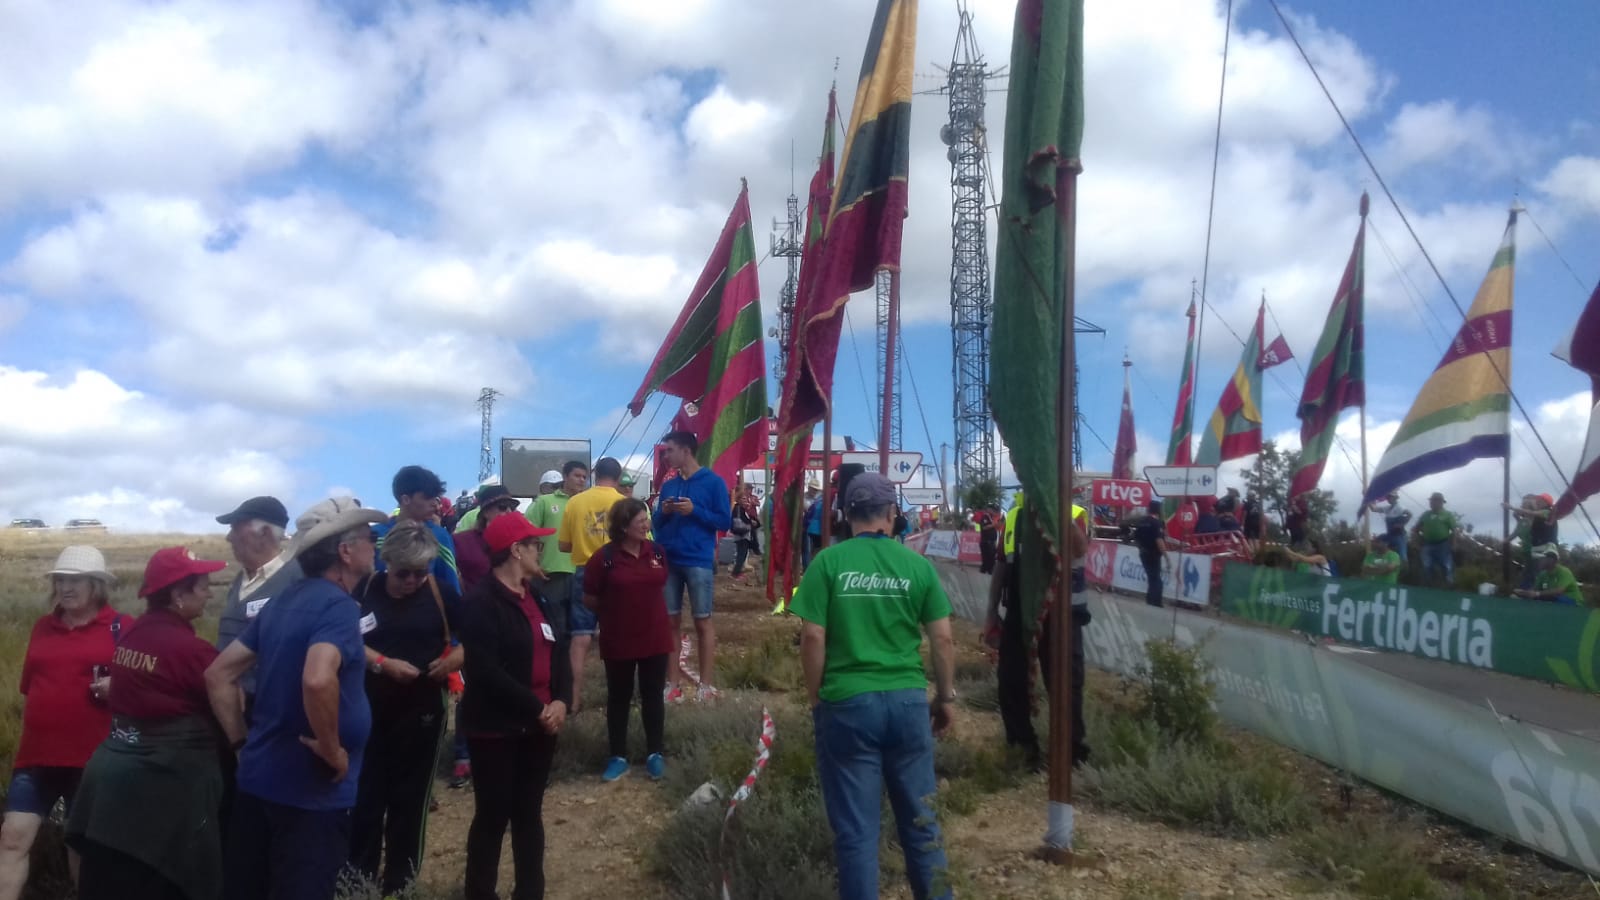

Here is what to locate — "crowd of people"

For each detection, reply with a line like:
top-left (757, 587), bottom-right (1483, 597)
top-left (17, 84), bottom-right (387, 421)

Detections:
top-left (0, 429), bottom-right (763, 900)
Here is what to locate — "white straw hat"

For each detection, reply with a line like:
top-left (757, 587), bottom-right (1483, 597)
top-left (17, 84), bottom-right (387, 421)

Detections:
top-left (46, 546), bottom-right (113, 582)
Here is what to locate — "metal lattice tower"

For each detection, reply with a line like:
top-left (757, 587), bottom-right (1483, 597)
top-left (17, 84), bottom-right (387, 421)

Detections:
top-left (944, 5), bottom-right (996, 507)
top-left (874, 269), bottom-right (903, 451)
top-left (477, 387), bottom-right (500, 484)
top-left (769, 190), bottom-right (803, 393)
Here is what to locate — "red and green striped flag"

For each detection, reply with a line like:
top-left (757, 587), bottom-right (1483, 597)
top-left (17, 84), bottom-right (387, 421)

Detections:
top-left (771, 89), bottom-right (838, 598)
top-left (1290, 193), bottom-right (1368, 501)
top-left (629, 183), bottom-right (767, 489)
top-left (989, 0), bottom-right (1084, 626)
top-left (1167, 300), bottom-right (1198, 465)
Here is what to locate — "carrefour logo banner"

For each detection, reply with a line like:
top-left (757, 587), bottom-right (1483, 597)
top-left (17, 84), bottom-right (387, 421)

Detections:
top-left (1223, 564), bottom-right (1600, 690)
top-left (1084, 540), bottom-right (1212, 607)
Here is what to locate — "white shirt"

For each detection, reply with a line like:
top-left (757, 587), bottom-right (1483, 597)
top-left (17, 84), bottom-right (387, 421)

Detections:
top-left (239, 548), bottom-right (292, 598)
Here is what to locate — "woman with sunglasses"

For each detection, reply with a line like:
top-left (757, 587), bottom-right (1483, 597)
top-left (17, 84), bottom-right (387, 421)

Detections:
top-left (348, 522), bottom-right (463, 895)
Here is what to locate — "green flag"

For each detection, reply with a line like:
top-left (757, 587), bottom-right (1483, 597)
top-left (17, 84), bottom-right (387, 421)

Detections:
top-left (990, 0), bottom-right (1084, 628)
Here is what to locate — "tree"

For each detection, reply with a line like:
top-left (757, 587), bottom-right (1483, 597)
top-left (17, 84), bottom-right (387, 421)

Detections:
top-left (961, 476), bottom-right (1003, 513)
top-left (1239, 440), bottom-right (1337, 536)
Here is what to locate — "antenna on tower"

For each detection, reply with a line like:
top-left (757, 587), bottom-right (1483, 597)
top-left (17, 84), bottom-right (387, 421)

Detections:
top-left (477, 387), bottom-right (500, 484)
top-left (770, 160), bottom-right (804, 393)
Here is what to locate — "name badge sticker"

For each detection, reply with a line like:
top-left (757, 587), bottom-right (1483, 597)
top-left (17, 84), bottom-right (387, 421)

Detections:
top-left (540, 622), bottom-right (555, 642)
top-left (245, 597), bottom-right (271, 619)
top-left (360, 613), bottom-right (378, 635)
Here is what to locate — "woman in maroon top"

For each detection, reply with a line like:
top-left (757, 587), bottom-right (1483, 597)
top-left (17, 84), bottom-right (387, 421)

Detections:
top-left (68, 546), bottom-right (229, 900)
top-left (0, 546), bottom-right (124, 900)
top-left (582, 498), bottom-right (673, 782)
top-left (458, 513), bottom-right (570, 900)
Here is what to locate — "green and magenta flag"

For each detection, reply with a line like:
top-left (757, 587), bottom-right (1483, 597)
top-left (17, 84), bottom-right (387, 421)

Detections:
top-left (989, 0), bottom-right (1084, 626)
top-left (1290, 193), bottom-right (1368, 501)
top-left (781, 0), bottom-right (916, 433)
top-left (1553, 278), bottom-right (1600, 519)
top-left (629, 183), bottom-right (767, 489)
top-left (1195, 301), bottom-right (1269, 465)
top-left (1166, 300), bottom-right (1198, 465)
top-left (1364, 210), bottom-right (1516, 507)
top-left (771, 88), bottom-right (838, 598)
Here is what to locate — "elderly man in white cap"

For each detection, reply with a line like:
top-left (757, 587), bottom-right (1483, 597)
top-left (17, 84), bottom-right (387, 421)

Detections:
top-left (204, 497), bottom-right (386, 900)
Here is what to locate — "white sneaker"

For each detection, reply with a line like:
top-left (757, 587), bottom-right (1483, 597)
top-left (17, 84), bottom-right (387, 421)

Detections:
top-left (698, 684), bottom-right (722, 703)
top-left (664, 684), bottom-right (686, 704)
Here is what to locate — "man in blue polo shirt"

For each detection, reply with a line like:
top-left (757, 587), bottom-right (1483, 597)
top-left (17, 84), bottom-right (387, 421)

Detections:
top-left (205, 497), bottom-right (385, 900)
top-left (374, 465), bottom-right (461, 594)
top-left (654, 430), bottom-right (732, 703)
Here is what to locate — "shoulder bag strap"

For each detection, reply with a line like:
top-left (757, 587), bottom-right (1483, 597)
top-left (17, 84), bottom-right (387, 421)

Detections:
top-left (426, 575), bottom-right (451, 646)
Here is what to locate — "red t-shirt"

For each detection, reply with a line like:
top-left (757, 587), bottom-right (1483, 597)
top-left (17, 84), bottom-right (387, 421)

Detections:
top-left (582, 541), bottom-right (673, 661)
top-left (16, 605), bottom-right (123, 769)
top-left (109, 608), bottom-right (219, 721)
top-left (516, 591), bottom-right (554, 706)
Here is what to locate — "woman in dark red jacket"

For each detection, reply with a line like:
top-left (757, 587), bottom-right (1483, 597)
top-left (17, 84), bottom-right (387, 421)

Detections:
top-left (458, 513), bottom-right (570, 900)
top-left (582, 498), bottom-right (673, 783)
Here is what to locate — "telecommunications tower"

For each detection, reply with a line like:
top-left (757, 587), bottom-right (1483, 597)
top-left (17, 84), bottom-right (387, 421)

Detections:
top-left (769, 178), bottom-right (804, 393)
top-left (875, 269), bottom-right (903, 451)
top-left (477, 387), bottom-right (500, 484)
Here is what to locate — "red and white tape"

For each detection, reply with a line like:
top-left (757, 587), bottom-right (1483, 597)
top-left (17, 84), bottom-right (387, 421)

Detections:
top-left (719, 707), bottom-right (776, 900)
top-left (678, 634), bottom-right (702, 686)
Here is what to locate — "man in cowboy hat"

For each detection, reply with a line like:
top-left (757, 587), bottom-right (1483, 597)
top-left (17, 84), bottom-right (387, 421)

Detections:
top-left (1411, 492), bottom-right (1460, 587)
top-left (205, 497), bottom-right (386, 900)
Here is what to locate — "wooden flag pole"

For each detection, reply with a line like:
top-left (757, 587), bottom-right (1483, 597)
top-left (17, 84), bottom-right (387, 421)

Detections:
top-left (1045, 158), bottom-right (1084, 865)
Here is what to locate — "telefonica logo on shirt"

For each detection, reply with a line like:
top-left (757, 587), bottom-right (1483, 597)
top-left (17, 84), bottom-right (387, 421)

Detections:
top-left (838, 571), bottom-right (912, 594)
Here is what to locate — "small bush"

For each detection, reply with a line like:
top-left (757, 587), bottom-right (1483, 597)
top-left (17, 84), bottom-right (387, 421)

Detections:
top-left (652, 789), bottom-right (837, 900)
top-left (1133, 638), bottom-right (1218, 747)
top-left (1285, 818), bottom-right (1445, 899)
top-left (719, 632), bottom-right (804, 693)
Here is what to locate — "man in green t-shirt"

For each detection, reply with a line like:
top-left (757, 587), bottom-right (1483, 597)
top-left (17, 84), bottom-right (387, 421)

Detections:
top-left (1361, 534), bottom-right (1402, 584)
top-left (1412, 492), bottom-right (1460, 587)
top-left (790, 473), bottom-right (955, 900)
top-left (1514, 545), bottom-right (1583, 605)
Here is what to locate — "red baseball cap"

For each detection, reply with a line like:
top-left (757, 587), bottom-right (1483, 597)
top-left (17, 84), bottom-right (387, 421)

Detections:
top-left (139, 546), bottom-right (227, 597)
top-left (485, 512), bottom-right (556, 553)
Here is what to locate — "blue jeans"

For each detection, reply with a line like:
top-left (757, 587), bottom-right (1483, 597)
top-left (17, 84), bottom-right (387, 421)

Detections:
top-left (1422, 541), bottom-right (1453, 586)
top-left (569, 565), bottom-right (597, 636)
top-left (813, 689), bottom-right (950, 900)
top-left (223, 791), bottom-right (351, 900)
top-left (663, 564), bottom-right (714, 619)
top-left (1386, 531), bottom-right (1409, 564)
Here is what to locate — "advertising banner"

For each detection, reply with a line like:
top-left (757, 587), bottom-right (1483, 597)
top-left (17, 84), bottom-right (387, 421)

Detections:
top-left (1090, 478), bottom-right (1155, 509)
top-left (1084, 540), bottom-right (1211, 606)
top-left (1142, 464), bottom-right (1218, 498)
top-left (924, 530), bottom-right (960, 560)
top-left (957, 530), bottom-right (982, 565)
top-left (1222, 565), bottom-right (1600, 690)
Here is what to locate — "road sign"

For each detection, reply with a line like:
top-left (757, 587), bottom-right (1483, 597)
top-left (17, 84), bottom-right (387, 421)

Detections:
top-left (900, 487), bottom-right (947, 506)
top-left (838, 451), bottom-right (924, 484)
top-left (1142, 465), bottom-right (1218, 498)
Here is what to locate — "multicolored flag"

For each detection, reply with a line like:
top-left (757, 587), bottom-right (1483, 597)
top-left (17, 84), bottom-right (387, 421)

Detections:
top-left (1364, 210), bottom-right (1516, 507)
top-left (1259, 334), bottom-right (1295, 371)
top-left (781, 0), bottom-right (916, 434)
top-left (770, 89), bottom-right (838, 599)
top-left (1290, 194), bottom-right (1368, 501)
top-left (1113, 358), bottom-right (1137, 478)
top-left (990, 0), bottom-right (1085, 630)
top-left (1166, 300), bottom-right (1198, 466)
top-left (1553, 278), bottom-right (1600, 519)
top-left (628, 184), bottom-right (767, 489)
top-left (1195, 301), bottom-right (1268, 465)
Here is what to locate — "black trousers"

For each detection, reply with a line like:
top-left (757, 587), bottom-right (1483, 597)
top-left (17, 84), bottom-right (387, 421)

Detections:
top-left (78, 842), bottom-right (185, 900)
top-left (604, 654), bottom-right (669, 758)
top-left (979, 543), bottom-right (997, 574)
top-left (465, 732), bottom-right (557, 900)
top-left (1141, 552), bottom-right (1164, 607)
top-left (996, 603), bottom-right (1089, 766)
top-left (349, 698), bottom-right (446, 894)
top-left (223, 791), bottom-right (351, 900)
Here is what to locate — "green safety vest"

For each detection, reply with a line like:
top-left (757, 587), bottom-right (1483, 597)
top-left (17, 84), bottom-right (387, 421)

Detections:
top-left (1004, 501), bottom-right (1082, 559)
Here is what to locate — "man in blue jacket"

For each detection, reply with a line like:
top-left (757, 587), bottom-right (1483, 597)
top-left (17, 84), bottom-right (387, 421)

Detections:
top-left (654, 430), bottom-right (732, 703)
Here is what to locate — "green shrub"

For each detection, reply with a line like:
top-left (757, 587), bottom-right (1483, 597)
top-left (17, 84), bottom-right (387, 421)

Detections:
top-left (652, 790), bottom-right (837, 900)
top-left (1285, 818), bottom-right (1445, 899)
top-left (719, 632), bottom-right (804, 693)
top-left (1133, 638), bottom-right (1218, 747)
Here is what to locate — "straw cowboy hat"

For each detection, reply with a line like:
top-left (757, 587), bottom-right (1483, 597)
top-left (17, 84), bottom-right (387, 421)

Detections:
top-left (45, 545), bottom-right (113, 582)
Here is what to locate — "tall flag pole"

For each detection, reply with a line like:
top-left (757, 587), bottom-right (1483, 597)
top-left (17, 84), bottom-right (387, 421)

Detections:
top-left (1364, 208), bottom-right (1517, 517)
top-left (1194, 301), bottom-right (1269, 465)
top-left (628, 183), bottom-right (767, 490)
top-left (1290, 192), bottom-right (1368, 505)
top-left (989, 0), bottom-right (1084, 859)
top-left (1113, 355), bottom-right (1137, 478)
top-left (771, 89), bottom-right (838, 602)
top-left (1166, 298), bottom-right (1198, 466)
top-left (1553, 279), bottom-right (1600, 522)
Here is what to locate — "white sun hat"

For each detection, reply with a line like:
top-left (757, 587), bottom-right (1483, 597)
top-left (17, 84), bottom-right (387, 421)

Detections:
top-left (46, 545), bottom-right (113, 582)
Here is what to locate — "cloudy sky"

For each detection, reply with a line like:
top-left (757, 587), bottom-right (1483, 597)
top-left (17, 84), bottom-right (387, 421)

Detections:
top-left (1, 0), bottom-right (1596, 539)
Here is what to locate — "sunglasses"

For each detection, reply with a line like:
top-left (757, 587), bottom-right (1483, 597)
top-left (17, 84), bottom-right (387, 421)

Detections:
top-left (491, 501), bottom-right (518, 512)
top-left (391, 568), bottom-right (430, 582)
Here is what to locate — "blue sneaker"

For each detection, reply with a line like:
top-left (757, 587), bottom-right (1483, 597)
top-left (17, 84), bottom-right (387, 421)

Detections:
top-left (646, 753), bottom-right (665, 781)
top-left (602, 756), bottom-right (629, 782)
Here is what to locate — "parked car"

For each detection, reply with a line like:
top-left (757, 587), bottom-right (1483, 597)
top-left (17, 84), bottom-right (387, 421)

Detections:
top-left (64, 518), bottom-right (106, 531)
top-left (7, 518), bottom-right (47, 529)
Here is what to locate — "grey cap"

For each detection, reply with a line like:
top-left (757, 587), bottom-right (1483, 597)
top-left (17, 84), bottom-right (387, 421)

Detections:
top-left (844, 473), bottom-right (897, 511)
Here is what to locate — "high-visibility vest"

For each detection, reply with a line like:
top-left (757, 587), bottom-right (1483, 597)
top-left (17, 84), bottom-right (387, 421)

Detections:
top-left (1004, 498), bottom-right (1083, 561)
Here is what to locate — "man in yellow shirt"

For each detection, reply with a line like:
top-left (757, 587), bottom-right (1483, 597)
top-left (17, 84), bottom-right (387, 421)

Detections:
top-left (557, 457), bottom-right (627, 712)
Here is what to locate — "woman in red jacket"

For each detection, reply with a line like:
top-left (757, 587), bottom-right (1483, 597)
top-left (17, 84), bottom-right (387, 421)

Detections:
top-left (0, 546), bottom-right (126, 900)
top-left (583, 499), bottom-right (673, 783)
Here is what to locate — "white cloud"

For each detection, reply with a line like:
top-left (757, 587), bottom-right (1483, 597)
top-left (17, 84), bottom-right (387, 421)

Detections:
top-left (1538, 156), bottom-right (1600, 219)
